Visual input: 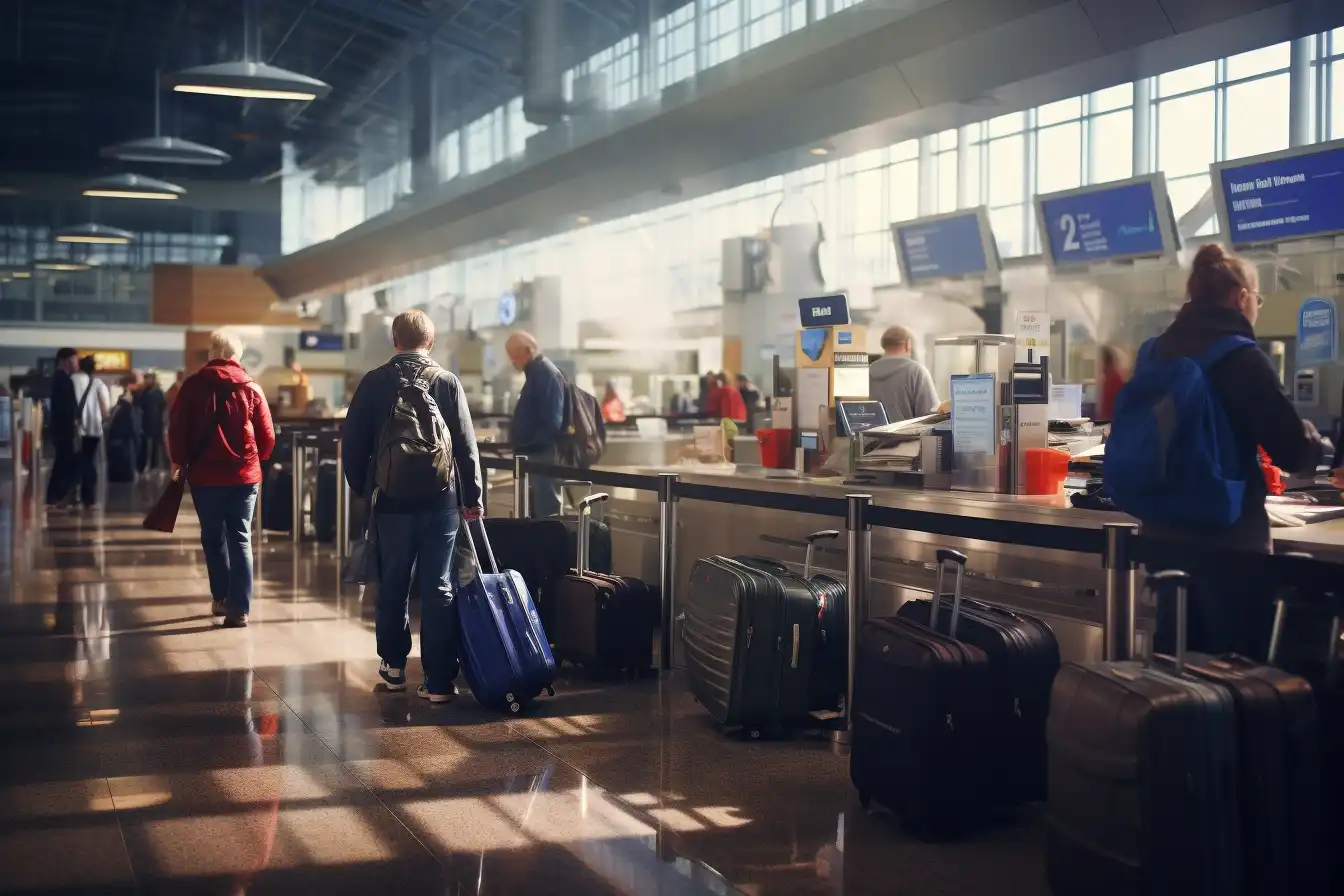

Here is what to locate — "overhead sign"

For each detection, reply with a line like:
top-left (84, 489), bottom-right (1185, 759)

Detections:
top-left (892, 209), bottom-right (995, 283)
top-left (1036, 175), bottom-right (1175, 266)
top-left (1297, 296), bottom-right (1339, 368)
top-left (498, 291), bottom-right (518, 327)
top-left (77, 349), bottom-right (131, 372)
top-left (1213, 139), bottom-right (1344, 246)
top-left (797, 293), bottom-right (850, 328)
top-left (299, 331), bottom-right (343, 352)
top-left (1014, 311), bottom-right (1050, 363)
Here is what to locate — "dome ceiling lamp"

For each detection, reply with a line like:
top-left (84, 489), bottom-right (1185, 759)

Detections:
top-left (164, 2), bottom-right (330, 102)
top-left (83, 173), bottom-right (186, 201)
top-left (101, 70), bottom-right (232, 166)
top-left (55, 223), bottom-right (136, 245)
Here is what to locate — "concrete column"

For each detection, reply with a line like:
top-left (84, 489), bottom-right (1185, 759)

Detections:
top-left (956, 126), bottom-right (973, 208)
top-left (693, 0), bottom-right (705, 73)
top-left (1132, 77), bottom-right (1153, 176)
top-left (638, 0), bottom-right (656, 98)
top-left (917, 136), bottom-right (936, 216)
top-left (409, 52), bottom-right (437, 193)
top-left (1290, 36), bottom-right (1313, 146)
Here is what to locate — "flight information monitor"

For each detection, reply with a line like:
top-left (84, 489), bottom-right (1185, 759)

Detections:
top-left (892, 207), bottom-right (1000, 284)
top-left (1035, 174), bottom-right (1178, 267)
top-left (1212, 138), bottom-right (1344, 247)
top-left (836, 400), bottom-right (889, 437)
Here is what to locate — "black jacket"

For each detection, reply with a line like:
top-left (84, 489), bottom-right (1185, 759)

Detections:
top-left (342, 353), bottom-right (483, 515)
top-left (512, 354), bottom-right (566, 454)
top-left (49, 369), bottom-right (77, 444)
top-left (134, 386), bottom-right (167, 435)
top-left (1146, 302), bottom-right (1323, 550)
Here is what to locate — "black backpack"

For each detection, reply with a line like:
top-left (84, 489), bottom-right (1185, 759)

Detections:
top-left (374, 362), bottom-right (454, 500)
top-left (557, 379), bottom-right (605, 469)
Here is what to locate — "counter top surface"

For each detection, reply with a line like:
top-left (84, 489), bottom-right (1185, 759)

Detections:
top-left (590, 463), bottom-right (1344, 561)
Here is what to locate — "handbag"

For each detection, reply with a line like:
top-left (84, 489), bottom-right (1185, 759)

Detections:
top-left (142, 381), bottom-right (242, 534)
top-left (342, 492), bottom-right (377, 585)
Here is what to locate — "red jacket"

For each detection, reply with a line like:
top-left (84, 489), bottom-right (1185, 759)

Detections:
top-left (168, 360), bottom-right (275, 487)
top-left (706, 384), bottom-right (747, 422)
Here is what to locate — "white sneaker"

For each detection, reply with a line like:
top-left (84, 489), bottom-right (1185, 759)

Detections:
top-left (210, 600), bottom-right (227, 617)
top-left (378, 662), bottom-right (407, 691)
top-left (417, 684), bottom-right (456, 704)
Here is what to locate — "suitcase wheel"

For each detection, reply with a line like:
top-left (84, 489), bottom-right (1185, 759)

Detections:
top-left (544, 686), bottom-right (556, 697)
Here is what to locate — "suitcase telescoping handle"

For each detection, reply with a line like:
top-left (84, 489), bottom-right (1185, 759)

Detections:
top-left (575, 493), bottom-right (610, 575)
top-left (1146, 569), bottom-right (1191, 674)
top-left (464, 517), bottom-right (500, 576)
top-left (933, 548), bottom-right (968, 639)
top-left (804, 529), bottom-right (840, 579)
top-left (1267, 551), bottom-right (1341, 670)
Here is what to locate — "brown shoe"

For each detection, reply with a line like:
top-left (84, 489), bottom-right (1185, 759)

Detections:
top-left (222, 614), bottom-right (248, 628)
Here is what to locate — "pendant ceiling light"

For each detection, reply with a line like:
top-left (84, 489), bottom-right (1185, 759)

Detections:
top-left (84, 173), bottom-right (185, 201)
top-left (33, 259), bottom-right (92, 272)
top-left (166, 60), bottom-right (331, 101)
top-left (101, 71), bottom-right (232, 166)
top-left (55, 223), bottom-right (136, 245)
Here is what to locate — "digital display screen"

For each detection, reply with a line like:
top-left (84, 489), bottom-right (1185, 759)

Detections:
top-left (1217, 143), bottom-right (1344, 245)
top-left (893, 211), bottom-right (990, 282)
top-left (836, 400), bottom-right (889, 437)
top-left (1038, 179), bottom-right (1168, 265)
top-left (799, 432), bottom-right (820, 450)
top-left (950, 373), bottom-right (996, 456)
top-left (299, 331), bottom-right (344, 351)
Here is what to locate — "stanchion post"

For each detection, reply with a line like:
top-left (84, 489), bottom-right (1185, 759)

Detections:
top-left (1102, 522), bottom-right (1139, 661)
top-left (836, 493), bottom-right (872, 746)
top-left (291, 432), bottom-right (305, 544)
top-left (512, 454), bottom-right (530, 520)
top-left (657, 473), bottom-right (679, 671)
top-left (335, 441), bottom-right (348, 559)
top-left (29, 402), bottom-right (42, 501)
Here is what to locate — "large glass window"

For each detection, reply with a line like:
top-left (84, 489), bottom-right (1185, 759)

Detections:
top-left (1090, 110), bottom-right (1133, 183)
top-left (1225, 73), bottom-right (1290, 159)
top-left (1157, 91), bottom-right (1216, 176)
top-left (1037, 121), bottom-right (1083, 194)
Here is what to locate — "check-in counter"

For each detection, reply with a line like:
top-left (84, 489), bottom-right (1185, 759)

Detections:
top-left (480, 460), bottom-right (1344, 666)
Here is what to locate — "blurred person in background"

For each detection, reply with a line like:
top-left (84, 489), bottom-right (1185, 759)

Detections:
top-left (170, 331), bottom-right (275, 629)
top-left (69, 355), bottom-right (111, 508)
top-left (45, 348), bottom-right (80, 508)
top-left (669, 382), bottom-right (697, 415)
top-left (105, 377), bottom-right (141, 484)
top-left (1097, 344), bottom-right (1130, 422)
top-left (707, 372), bottom-right (747, 423)
top-left (601, 381), bottom-right (627, 424)
top-left (135, 372), bottom-right (168, 474)
top-left (870, 326), bottom-right (939, 424)
top-left (506, 330), bottom-right (566, 518)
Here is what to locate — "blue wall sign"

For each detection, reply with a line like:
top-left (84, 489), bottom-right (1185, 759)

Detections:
top-left (498, 291), bottom-right (518, 327)
top-left (1297, 296), bottom-right (1339, 367)
top-left (1218, 144), bottom-right (1344, 246)
top-left (299, 331), bottom-right (344, 351)
top-left (893, 212), bottom-right (988, 282)
top-left (1038, 180), bottom-right (1167, 265)
top-left (798, 294), bottom-right (850, 328)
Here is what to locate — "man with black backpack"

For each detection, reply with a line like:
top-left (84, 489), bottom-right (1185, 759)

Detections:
top-left (343, 310), bottom-right (484, 704)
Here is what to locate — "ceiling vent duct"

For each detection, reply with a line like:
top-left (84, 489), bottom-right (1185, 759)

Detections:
top-left (522, 0), bottom-right (567, 127)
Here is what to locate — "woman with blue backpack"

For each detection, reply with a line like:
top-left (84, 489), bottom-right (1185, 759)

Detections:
top-left (1106, 242), bottom-right (1327, 658)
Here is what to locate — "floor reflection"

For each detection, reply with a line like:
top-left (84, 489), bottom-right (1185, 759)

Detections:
top-left (0, 478), bottom-right (1048, 895)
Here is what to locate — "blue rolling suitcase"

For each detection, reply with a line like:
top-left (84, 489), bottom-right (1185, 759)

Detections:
top-left (456, 518), bottom-right (557, 714)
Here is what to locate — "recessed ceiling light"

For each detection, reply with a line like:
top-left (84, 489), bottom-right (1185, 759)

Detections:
top-left (576, 215), bottom-right (591, 225)
top-left (55, 223), bottom-right (136, 245)
top-left (496, 237), bottom-right (510, 246)
top-left (101, 136), bottom-right (231, 166)
top-left (83, 173), bottom-right (185, 201)
top-left (809, 146), bottom-right (830, 156)
top-left (11, 270), bottom-right (31, 279)
top-left (166, 61), bottom-right (331, 102)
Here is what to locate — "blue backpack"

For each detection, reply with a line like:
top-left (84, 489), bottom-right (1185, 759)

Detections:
top-left (1105, 334), bottom-right (1256, 527)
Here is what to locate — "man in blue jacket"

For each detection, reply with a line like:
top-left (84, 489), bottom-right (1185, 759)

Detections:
top-left (506, 331), bottom-right (565, 518)
top-left (343, 310), bottom-right (483, 703)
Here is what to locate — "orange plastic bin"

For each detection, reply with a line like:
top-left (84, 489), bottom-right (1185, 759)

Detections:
top-left (1024, 447), bottom-right (1071, 495)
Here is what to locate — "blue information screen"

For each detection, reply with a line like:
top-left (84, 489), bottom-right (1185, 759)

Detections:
top-left (1039, 181), bottom-right (1166, 265)
top-left (798, 294), bottom-right (850, 328)
top-left (1219, 145), bottom-right (1344, 244)
top-left (894, 212), bottom-right (988, 281)
top-left (299, 331), bottom-right (344, 351)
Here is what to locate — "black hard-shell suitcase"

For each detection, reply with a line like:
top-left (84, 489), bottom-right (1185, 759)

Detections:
top-left (106, 439), bottom-right (137, 483)
top-left (1046, 570), bottom-right (1242, 896)
top-left (549, 493), bottom-right (657, 675)
top-left (261, 463), bottom-right (293, 532)
top-left (850, 549), bottom-right (992, 837)
top-left (684, 555), bottom-right (815, 737)
top-left (804, 530), bottom-right (846, 715)
top-left (314, 459), bottom-right (338, 542)
top-left (483, 516), bottom-right (611, 630)
top-left (897, 591), bottom-right (1058, 805)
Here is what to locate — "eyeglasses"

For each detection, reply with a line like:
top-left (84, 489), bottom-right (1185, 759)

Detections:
top-left (1254, 291), bottom-right (1265, 308)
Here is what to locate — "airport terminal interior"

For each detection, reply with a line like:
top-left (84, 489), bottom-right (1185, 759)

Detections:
top-left (4, 0), bottom-right (1344, 893)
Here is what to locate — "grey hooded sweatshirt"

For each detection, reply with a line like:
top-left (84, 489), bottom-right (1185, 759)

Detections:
top-left (869, 355), bottom-right (939, 424)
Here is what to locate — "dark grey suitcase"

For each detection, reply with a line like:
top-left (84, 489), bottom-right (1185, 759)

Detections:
top-left (1046, 570), bottom-right (1241, 896)
top-left (683, 555), bottom-right (815, 738)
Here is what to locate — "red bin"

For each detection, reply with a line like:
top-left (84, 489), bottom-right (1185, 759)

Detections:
top-left (756, 428), bottom-right (794, 469)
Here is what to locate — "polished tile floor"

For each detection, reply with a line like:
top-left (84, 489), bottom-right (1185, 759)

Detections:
top-left (0, 476), bottom-right (1049, 895)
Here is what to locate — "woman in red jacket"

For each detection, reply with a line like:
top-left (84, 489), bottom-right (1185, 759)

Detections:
top-left (709, 372), bottom-right (747, 422)
top-left (1097, 344), bottom-right (1129, 422)
top-left (168, 330), bottom-right (275, 628)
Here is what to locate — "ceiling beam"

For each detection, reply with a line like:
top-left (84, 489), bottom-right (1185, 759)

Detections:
top-left (317, 0), bottom-right (513, 69)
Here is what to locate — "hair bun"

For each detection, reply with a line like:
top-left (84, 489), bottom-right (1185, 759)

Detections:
top-left (1192, 243), bottom-right (1230, 269)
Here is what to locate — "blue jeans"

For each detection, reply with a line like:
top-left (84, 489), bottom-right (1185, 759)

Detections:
top-left (374, 506), bottom-right (461, 692)
top-left (526, 447), bottom-right (562, 518)
top-left (192, 484), bottom-right (259, 615)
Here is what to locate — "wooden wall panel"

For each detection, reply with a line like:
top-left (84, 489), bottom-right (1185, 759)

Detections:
top-left (151, 264), bottom-right (302, 327)
top-left (184, 331), bottom-right (213, 372)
